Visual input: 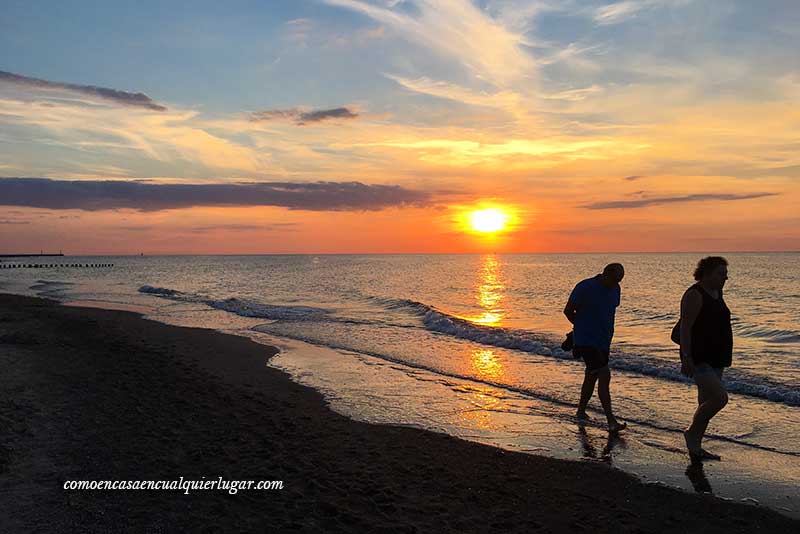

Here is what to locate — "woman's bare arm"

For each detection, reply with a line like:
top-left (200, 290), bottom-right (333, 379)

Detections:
top-left (680, 288), bottom-right (702, 375)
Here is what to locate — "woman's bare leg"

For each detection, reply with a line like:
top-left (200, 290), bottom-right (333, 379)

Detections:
top-left (685, 371), bottom-right (728, 454)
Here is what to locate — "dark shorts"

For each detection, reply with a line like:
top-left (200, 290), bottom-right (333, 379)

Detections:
top-left (574, 346), bottom-right (609, 372)
top-left (693, 363), bottom-right (724, 383)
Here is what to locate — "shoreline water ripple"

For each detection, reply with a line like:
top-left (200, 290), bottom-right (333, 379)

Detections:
top-left (138, 285), bottom-right (800, 408)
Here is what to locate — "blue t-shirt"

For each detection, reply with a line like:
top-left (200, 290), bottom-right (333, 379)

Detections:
top-left (569, 275), bottom-right (621, 351)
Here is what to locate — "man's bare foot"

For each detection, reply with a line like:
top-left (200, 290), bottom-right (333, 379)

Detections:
top-left (608, 420), bottom-right (627, 433)
top-left (576, 410), bottom-right (591, 421)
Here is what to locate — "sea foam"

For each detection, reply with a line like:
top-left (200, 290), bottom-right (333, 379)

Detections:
top-left (140, 286), bottom-right (800, 407)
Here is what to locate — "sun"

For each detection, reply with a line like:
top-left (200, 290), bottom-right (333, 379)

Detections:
top-left (469, 208), bottom-right (509, 233)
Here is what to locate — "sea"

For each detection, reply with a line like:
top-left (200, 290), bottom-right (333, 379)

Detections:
top-left (2, 253), bottom-right (798, 515)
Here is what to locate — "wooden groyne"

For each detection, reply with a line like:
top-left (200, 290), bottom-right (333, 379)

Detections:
top-left (0, 263), bottom-right (114, 269)
top-left (0, 254), bottom-right (65, 258)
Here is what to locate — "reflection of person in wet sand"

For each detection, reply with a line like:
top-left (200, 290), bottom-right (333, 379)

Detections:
top-left (679, 257), bottom-right (732, 461)
top-left (564, 263), bottom-right (627, 433)
top-left (576, 424), bottom-right (625, 463)
top-left (685, 461), bottom-right (713, 494)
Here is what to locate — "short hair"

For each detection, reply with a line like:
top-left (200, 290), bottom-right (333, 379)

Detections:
top-left (693, 256), bottom-right (727, 281)
top-left (603, 263), bottom-right (624, 276)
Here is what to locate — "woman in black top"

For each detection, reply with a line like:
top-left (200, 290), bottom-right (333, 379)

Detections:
top-left (679, 256), bottom-right (733, 461)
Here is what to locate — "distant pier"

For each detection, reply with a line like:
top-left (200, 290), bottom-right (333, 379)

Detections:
top-left (0, 253), bottom-right (64, 258)
top-left (0, 259), bottom-right (114, 269)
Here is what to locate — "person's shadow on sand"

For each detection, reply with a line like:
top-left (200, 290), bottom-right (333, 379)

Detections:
top-left (577, 423), bottom-right (626, 463)
top-left (685, 460), bottom-right (713, 494)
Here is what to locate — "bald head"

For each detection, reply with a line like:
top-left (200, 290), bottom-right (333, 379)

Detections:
top-left (601, 263), bottom-right (625, 286)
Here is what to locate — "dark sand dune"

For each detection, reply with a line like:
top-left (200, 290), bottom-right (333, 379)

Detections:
top-left (0, 293), bottom-right (795, 532)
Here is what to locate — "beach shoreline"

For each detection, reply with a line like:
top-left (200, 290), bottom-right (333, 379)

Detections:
top-left (0, 293), bottom-right (796, 532)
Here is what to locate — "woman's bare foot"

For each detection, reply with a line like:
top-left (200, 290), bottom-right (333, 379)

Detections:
top-left (696, 448), bottom-right (721, 461)
top-left (683, 429), bottom-right (701, 455)
top-left (608, 420), bottom-right (627, 433)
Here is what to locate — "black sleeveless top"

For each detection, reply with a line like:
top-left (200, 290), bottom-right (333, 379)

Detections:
top-left (689, 284), bottom-right (733, 368)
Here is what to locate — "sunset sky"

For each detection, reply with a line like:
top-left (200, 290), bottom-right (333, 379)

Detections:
top-left (1, 0), bottom-right (798, 254)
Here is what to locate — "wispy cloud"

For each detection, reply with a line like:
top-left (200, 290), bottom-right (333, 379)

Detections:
top-left (0, 97), bottom-right (263, 173)
top-left (0, 70), bottom-right (167, 111)
top-left (593, 0), bottom-right (693, 26)
top-left (187, 223), bottom-right (298, 233)
top-left (0, 178), bottom-right (432, 211)
top-left (322, 0), bottom-right (534, 88)
top-left (250, 107), bottom-right (359, 125)
top-left (354, 137), bottom-right (650, 166)
top-left (542, 85), bottom-right (603, 102)
top-left (385, 74), bottom-right (523, 112)
top-left (490, 0), bottom-right (565, 35)
top-left (584, 192), bottom-right (777, 209)
top-left (115, 223), bottom-right (299, 234)
top-left (624, 175), bottom-right (643, 181)
top-left (285, 18), bottom-right (314, 46)
top-left (594, 1), bottom-right (644, 24)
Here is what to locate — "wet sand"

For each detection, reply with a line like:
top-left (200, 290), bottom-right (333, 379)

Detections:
top-left (0, 293), bottom-right (796, 532)
top-left (265, 333), bottom-right (800, 516)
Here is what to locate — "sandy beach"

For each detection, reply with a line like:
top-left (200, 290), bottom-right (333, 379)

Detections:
top-left (0, 293), bottom-right (796, 533)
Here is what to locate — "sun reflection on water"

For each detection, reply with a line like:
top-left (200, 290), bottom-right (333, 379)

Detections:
top-left (472, 254), bottom-right (505, 326)
top-left (471, 348), bottom-right (503, 381)
top-left (453, 381), bottom-right (506, 430)
top-left (455, 255), bottom-right (513, 430)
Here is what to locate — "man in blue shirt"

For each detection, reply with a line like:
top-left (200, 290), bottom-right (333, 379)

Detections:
top-left (563, 263), bottom-right (626, 433)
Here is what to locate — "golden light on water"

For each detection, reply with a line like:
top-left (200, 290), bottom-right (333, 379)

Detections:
top-left (472, 254), bottom-right (505, 326)
top-left (471, 349), bottom-right (503, 381)
top-left (457, 349), bottom-right (507, 430)
top-left (469, 208), bottom-right (509, 233)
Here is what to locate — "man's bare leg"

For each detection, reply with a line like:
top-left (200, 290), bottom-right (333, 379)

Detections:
top-left (576, 370), bottom-right (598, 419)
top-left (596, 366), bottom-right (625, 431)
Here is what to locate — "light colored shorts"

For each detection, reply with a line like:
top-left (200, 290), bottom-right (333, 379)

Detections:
top-left (694, 363), bottom-right (724, 382)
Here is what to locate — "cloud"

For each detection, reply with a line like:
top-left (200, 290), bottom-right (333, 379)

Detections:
top-left (116, 223), bottom-right (299, 233)
top-left (0, 70), bottom-right (167, 111)
top-left (249, 107), bottom-right (359, 125)
top-left (0, 219), bottom-right (30, 224)
top-left (0, 178), bottom-right (431, 212)
top-left (385, 74), bottom-right (524, 113)
top-left (594, 1), bottom-right (644, 24)
top-left (354, 137), bottom-right (650, 166)
top-left (322, 0), bottom-right (534, 88)
top-left (542, 85), bottom-right (603, 102)
top-left (298, 108), bottom-right (359, 124)
top-left (248, 109), bottom-right (297, 121)
top-left (624, 175), bottom-right (643, 181)
top-left (285, 18), bottom-right (314, 46)
top-left (187, 223), bottom-right (298, 233)
top-left (490, 0), bottom-right (564, 35)
top-left (116, 225), bottom-right (153, 232)
top-left (717, 163), bottom-right (800, 179)
top-left (379, 74), bottom-right (603, 126)
top-left (592, 0), bottom-right (693, 26)
top-left (0, 97), bottom-right (263, 172)
top-left (584, 192), bottom-right (778, 209)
